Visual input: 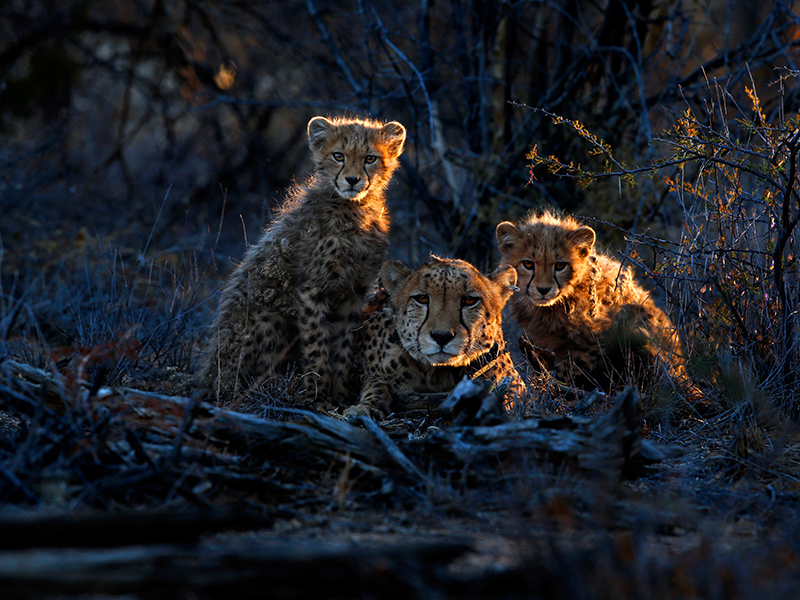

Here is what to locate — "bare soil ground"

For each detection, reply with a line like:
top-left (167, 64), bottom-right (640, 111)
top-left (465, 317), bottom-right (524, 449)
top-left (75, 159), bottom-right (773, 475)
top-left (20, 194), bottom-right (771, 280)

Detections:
top-left (2, 231), bottom-right (800, 599)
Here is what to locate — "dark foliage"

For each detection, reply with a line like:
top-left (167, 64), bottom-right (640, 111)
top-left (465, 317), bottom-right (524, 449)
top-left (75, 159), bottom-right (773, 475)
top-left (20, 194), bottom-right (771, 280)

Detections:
top-left (3, 1), bottom-right (800, 597)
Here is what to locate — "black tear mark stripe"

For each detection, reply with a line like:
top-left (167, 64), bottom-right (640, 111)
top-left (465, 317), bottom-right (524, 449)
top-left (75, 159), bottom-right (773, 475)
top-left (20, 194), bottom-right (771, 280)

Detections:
top-left (460, 311), bottom-right (472, 352)
top-left (455, 272), bottom-right (471, 343)
top-left (416, 303), bottom-right (429, 339)
top-left (554, 266), bottom-right (563, 290)
top-left (336, 161), bottom-right (346, 188)
top-left (524, 270), bottom-right (535, 295)
top-left (460, 305), bottom-right (473, 351)
top-left (457, 277), bottom-right (469, 332)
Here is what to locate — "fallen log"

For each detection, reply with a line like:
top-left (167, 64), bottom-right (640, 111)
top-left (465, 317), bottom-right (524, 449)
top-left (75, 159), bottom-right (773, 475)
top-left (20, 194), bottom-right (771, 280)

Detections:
top-left (101, 384), bottom-right (680, 485)
top-left (1, 359), bottom-right (682, 511)
top-left (0, 537), bottom-right (470, 598)
top-left (0, 509), bottom-right (270, 550)
top-left (416, 386), bottom-right (664, 481)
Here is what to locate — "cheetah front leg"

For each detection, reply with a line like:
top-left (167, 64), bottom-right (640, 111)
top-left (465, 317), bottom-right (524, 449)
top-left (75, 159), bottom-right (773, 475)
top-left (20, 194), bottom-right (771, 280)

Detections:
top-left (326, 304), bottom-right (363, 401)
top-left (343, 376), bottom-right (392, 420)
top-left (295, 284), bottom-right (335, 405)
top-left (491, 353), bottom-right (527, 411)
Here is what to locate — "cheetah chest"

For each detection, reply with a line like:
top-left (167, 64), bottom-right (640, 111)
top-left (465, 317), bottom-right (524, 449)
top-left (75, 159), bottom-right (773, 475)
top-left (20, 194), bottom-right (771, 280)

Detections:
top-left (302, 214), bottom-right (388, 300)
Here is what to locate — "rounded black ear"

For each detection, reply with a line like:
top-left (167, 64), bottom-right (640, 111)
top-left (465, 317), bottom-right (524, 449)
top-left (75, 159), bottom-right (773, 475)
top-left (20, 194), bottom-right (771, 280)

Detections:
top-left (379, 260), bottom-right (412, 295)
top-left (568, 226), bottom-right (596, 257)
top-left (495, 221), bottom-right (522, 256)
top-left (380, 121), bottom-right (406, 158)
top-left (308, 116), bottom-right (334, 152)
top-left (489, 264), bottom-right (518, 303)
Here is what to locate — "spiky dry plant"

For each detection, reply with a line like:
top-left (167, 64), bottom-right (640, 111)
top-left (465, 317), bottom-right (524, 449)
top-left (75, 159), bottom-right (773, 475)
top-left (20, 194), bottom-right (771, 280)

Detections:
top-left (526, 71), bottom-right (800, 422)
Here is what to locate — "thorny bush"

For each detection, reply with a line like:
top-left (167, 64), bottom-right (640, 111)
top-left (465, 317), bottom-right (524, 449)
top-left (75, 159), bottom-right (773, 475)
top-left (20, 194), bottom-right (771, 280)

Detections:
top-left (528, 72), bottom-right (800, 418)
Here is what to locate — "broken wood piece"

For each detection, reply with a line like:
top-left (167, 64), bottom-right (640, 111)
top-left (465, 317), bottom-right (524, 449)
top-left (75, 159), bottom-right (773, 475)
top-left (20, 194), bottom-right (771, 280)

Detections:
top-left (350, 415), bottom-right (428, 482)
top-left (416, 387), bottom-right (678, 480)
top-left (0, 537), bottom-right (471, 597)
top-left (2, 359), bottom-right (67, 413)
top-left (435, 376), bottom-right (510, 426)
top-left (0, 509), bottom-right (270, 550)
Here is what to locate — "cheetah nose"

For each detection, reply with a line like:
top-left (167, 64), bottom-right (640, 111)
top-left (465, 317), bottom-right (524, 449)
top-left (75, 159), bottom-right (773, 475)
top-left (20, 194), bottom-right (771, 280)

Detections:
top-left (536, 286), bottom-right (551, 296)
top-left (430, 330), bottom-right (455, 347)
top-left (345, 176), bottom-right (360, 186)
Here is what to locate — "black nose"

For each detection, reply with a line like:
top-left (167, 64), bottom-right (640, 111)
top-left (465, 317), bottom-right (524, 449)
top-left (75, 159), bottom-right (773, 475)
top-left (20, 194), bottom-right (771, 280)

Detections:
top-left (345, 176), bottom-right (360, 186)
top-left (430, 330), bottom-right (455, 347)
top-left (536, 286), bottom-right (551, 296)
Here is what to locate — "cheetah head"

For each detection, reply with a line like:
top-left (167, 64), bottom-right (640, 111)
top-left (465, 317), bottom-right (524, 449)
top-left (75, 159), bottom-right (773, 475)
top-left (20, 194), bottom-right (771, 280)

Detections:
top-left (307, 116), bottom-right (406, 202)
top-left (381, 256), bottom-right (517, 367)
top-left (496, 211), bottom-right (596, 307)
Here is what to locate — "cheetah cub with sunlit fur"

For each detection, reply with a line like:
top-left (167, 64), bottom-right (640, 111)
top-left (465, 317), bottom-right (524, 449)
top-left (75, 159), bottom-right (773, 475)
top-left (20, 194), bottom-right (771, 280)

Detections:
top-left (203, 116), bottom-right (406, 406)
top-left (496, 210), bottom-right (688, 393)
top-left (344, 257), bottom-right (525, 419)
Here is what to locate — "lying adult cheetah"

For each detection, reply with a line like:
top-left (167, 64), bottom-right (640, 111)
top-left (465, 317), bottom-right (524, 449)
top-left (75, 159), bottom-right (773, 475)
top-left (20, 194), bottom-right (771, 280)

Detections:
top-left (344, 257), bottom-right (526, 419)
top-left (202, 115), bottom-right (406, 405)
top-left (496, 211), bottom-right (689, 393)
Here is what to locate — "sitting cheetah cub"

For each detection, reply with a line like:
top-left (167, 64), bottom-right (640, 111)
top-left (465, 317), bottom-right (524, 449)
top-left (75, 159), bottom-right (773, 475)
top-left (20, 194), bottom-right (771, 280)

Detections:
top-left (496, 211), bottom-right (688, 392)
top-left (344, 257), bottom-right (526, 419)
top-left (202, 116), bottom-right (406, 405)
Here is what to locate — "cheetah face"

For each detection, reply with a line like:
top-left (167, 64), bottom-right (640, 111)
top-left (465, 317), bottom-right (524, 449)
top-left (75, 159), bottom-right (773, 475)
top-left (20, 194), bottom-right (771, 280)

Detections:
top-left (307, 116), bottom-right (406, 202)
top-left (381, 257), bottom-right (517, 368)
top-left (515, 256), bottom-right (576, 306)
top-left (329, 149), bottom-right (378, 200)
top-left (496, 217), bottom-right (596, 307)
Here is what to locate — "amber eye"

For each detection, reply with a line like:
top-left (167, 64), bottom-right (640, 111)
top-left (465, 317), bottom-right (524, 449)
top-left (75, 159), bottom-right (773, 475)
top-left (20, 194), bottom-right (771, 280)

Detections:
top-left (521, 260), bottom-right (535, 271)
top-left (462, 296), bottom-right (481, 307)
top-left (554, 262), bottom-right (568, 272)
top-left (364, 155), bottom-right (378, 164)
top-left (332, 152), bottom-right (344, 162)
top-left (412, 294), bottom-right (429, 305)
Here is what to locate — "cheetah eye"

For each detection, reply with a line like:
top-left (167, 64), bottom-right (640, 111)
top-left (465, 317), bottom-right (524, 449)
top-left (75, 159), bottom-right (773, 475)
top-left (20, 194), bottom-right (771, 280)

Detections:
top-left (521, 260), bottom-right (535, 271)
top-left (364, 155), bottom-right (378, 164)
top-left (332, 152), bottom-right (345, 162)
top-left (462, 296), bottom-right (481, 307)
top-left (554, 262), bottom-right (568, 272)
top-left (411, 294), bottom-right (429, 305)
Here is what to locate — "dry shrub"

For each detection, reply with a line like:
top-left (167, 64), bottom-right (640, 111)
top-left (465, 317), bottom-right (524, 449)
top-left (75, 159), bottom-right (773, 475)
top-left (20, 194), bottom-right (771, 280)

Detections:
top-left (1, 233), bottom-right (211, 394)
top-left (529, 72), bottom-right (800, 420)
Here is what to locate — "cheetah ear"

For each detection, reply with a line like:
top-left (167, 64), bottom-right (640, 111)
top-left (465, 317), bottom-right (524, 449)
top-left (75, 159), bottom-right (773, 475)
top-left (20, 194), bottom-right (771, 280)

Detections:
top-left (495, 221), bottom-right (523, 256)
top-left (308, 116), bottom-right (334, 152)
top-left (380, 121), bottom-right (406, 158)
top-left (568, 226), bottom-right (596, 257)
top-left (380, 260), bottom-right (412, 295)
top-left (489, 264), bottom-right (518, 303)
